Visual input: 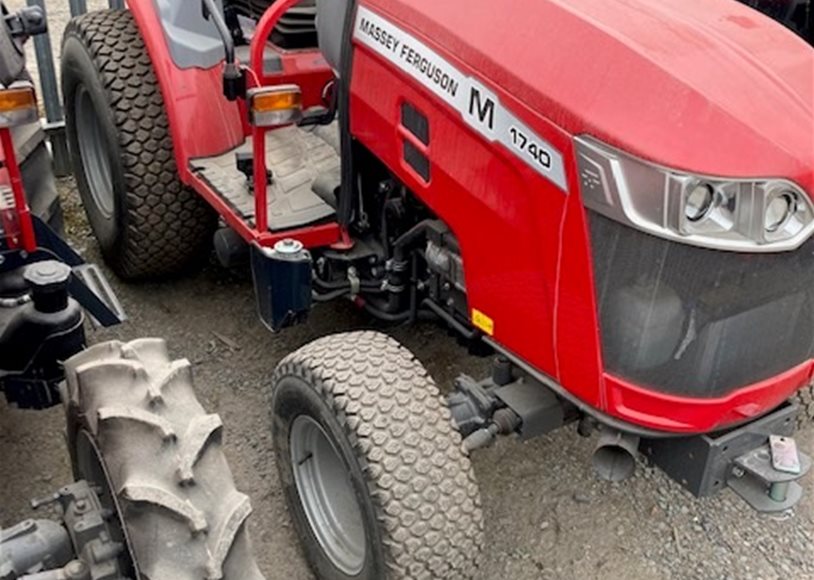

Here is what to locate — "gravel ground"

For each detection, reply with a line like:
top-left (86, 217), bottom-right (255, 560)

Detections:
top-left (2, 2), bottom-right (813, 580)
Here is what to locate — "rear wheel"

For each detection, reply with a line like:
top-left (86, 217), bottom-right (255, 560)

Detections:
top-left (63, 339), bottom-right (264, 580)
top-left (61, 10), bottom-right (216, 280)
top-left (270, 331), bottom-right (484, 580)
top-left (794, 384), bottom-right (814, 429)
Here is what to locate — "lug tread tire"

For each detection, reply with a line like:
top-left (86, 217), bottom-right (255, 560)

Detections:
top-left (63, 10), bottom-right (215, 279)
top-left (273, 331), bottom-right (484, 579)
top-left (64, 339), bottom-right (264, 580)
top-left (794, 385), bottom-right (814, 429)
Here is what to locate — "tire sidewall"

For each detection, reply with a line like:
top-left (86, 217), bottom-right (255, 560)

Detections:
top-left (272, 375), bottom-right (387, 580)
top-left (61, 34), bottom-right (128, 260)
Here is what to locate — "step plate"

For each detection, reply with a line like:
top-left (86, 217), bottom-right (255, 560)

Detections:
top-left (190, 124), bottom-right (340, 232)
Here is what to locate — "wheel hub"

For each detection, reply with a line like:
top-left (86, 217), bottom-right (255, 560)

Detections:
top-left (75, 429), bottom-right (138, 578)
top-left (290, 415), bottom-right (366, 575)
top-left (74, 85), bottom-right (114, 219)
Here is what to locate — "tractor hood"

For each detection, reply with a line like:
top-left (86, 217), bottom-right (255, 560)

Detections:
top-left (377, 0), bottom-right (814, 194)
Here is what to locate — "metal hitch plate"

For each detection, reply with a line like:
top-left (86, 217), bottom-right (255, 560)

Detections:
top-left (728, 440), bottom-right (812, 512)
top-left (769, 434), bottom-right (801, 474)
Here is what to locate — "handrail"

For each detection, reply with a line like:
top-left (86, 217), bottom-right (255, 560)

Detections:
top-left (250, 0), bottom-right (302, 81)
top-left (248, 0), bottom-right (301, 233)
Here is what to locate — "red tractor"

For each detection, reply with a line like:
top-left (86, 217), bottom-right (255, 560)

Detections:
top-left (61, 1), bottom-right (813, 579)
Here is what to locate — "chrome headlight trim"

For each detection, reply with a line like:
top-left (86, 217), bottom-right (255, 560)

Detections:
top-left (575, 136), bottom-right (813, 253)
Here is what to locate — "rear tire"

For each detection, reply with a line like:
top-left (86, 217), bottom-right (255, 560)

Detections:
top-left (63, 339), bottom-right (264, 580)
top-left (270, 331), bottom-right (484, 580)
top-left (61, 10), bottom-right (216, 280)
top-left (794, 384), bottom-right (814, 429)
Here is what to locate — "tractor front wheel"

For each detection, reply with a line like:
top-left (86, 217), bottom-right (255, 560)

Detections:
top-left (270, 331), bottom-right (484, 580)
top-left (61, 10), bottom-right (216, 280)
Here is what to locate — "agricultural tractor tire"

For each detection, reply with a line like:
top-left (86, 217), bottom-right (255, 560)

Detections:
top-left (270, 331), bottom-right (484, 580)
top-left (795, 384), bottom-right (814, 429)
top-left (63, 339), bottom-right (264, 580)
top-left (61, 10), bottom-right (216, 280)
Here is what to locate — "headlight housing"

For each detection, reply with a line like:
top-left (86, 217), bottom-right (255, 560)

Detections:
top-left (575, 136), bottom-right (813, 252)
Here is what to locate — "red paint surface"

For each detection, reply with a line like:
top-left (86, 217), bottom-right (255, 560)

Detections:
top-left (130, 0), bottom-right (813, 432)
top-left (352, 0), bottom-right (814, 432)
top-left (128, 1), bottom-right (244, 175)
top-left (128, 0), bottom-right (340, 248)
top-left (0, 128), bottom-right (35, 252)
top-left (605, 361), bottom-right (814, 433)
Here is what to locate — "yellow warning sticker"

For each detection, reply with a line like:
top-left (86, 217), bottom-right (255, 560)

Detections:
top-left (471, 308), bottom-right (495, 336)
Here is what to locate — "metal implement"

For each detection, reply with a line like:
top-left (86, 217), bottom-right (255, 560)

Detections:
top-left (24, 0), bottom-right (69, 177)
top-left (0, 260), bottom-right (85, 409)
top-left (729, 442), bottom-right (812, 512)
top-left (769, 434), bottom-right (802, 474)
top-left (1, 481), bottom-right (127, 580)
top-left (0, 519), bottom-right (72, 579)
top-left (642, 403), bottom-right (811, 512)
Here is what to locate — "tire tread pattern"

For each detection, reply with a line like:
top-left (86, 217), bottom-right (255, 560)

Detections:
top-left (64, 339), bottom-right (264, 580)
top-left (794, 384), bottom-right (814, 430)
top-left (273, 331), bottom-right (484, 580)
top-left (64, 10), bottom-right (215, 279)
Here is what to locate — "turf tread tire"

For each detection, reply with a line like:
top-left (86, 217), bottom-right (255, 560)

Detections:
top-left (62, 10), bottom-right (215, 279)
top-left (64, 339), bottom-right (264, 580)
top-left (272, 331), bottom-right (484, 580)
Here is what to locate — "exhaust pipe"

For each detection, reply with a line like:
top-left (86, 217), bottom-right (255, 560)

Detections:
top-left (592, 429), bottom-right (640, 482)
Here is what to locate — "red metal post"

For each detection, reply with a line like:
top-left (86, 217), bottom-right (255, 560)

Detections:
top-left (250, 0), bottom-right (301, 81)
top-left (253, 127), bottom-right (269, 233)
top-left (0, 127), bottom-right (36, 252)
top-left (249, 0), bottom-right (300, 235)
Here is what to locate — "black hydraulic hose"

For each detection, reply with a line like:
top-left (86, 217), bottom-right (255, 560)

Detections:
top-left (392, 219), bottom-right (442, 262)
top-left (312, 288), bottom-right (348, 302)
top-left (202, 0), bottom-right (235, 65)
top-left (313, 276), bottom-right (383, 292)
top-left (362, 300), bottom-right (412, 322)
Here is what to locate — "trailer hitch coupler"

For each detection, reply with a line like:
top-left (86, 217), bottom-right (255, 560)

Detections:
top-left (592, 429), bottom-right (640, 482)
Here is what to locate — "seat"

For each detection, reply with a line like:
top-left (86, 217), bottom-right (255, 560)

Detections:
top-left (316, 0), bottom-right (352, 74)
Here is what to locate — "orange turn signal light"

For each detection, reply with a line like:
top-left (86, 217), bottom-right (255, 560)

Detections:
top-left (0, 82), bottom-right (37, 128)
top-left (248, 85), bottom-right (303, 128)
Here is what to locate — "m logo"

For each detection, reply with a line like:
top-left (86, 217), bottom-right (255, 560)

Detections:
top-left (468, 87), bottom-right (495, 132)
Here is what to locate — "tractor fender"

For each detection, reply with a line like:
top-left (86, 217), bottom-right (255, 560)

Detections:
top-left (126, 1), bottom-right (244, 177)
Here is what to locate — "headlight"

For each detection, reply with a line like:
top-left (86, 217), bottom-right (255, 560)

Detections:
top-left (684, 183), bottom-right (715, 223)
top-left (575, 136), bottom-right (813, 252)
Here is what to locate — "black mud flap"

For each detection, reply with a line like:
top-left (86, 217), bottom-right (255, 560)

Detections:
top-left (250, 240), bottom-right (312, 332)
top-left (642, 403), bottom-right (811, 512)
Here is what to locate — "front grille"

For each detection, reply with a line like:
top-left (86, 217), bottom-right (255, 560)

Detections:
top-left (589, 213), bottom-right (814, 398)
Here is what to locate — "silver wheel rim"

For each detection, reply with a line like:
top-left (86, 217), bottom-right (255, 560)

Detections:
top-left (290, 415), bottom-right (366, 575)
top-left (75, 85), bottom-right (114, 219)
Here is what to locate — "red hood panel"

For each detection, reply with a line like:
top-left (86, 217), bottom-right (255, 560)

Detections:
top-left (371, 0), bottom-right (814, 192)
